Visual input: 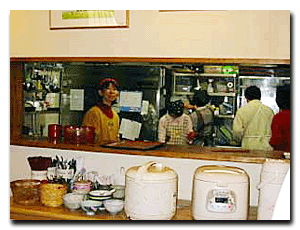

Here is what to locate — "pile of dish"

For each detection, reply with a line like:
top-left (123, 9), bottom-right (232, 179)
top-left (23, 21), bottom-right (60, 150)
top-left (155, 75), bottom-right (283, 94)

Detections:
top-left (63, 188), bottom-right (124, 215)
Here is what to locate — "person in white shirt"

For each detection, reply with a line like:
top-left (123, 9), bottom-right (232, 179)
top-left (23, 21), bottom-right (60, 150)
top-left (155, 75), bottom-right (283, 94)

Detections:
top-left (233, 86), bottom-right (274, 150)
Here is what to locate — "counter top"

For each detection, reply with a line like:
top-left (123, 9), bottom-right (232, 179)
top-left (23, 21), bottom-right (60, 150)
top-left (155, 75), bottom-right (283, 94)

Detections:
top-left (10, 137), bottom-right (287, 164)
top-left (10, 198), bottom-right (257, 220)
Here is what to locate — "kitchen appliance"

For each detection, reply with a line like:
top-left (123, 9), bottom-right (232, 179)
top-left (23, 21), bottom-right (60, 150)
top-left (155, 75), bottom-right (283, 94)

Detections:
top-left (257, 159), bottom-right (290, 220)
top-left (192, 165), bottom-right (249, 220)
top-left (124, 161), bottom-right (178, 220)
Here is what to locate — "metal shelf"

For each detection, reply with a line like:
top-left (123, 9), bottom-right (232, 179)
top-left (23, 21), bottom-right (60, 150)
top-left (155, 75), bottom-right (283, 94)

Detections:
top-left (239, 75), bottom-right (290, 80)
top-left (173, 73), bottom-right (237, 78)
top-left (208, 92), bottom-right (236, 97)
top-left (198, 73), bottom-right (237, 78)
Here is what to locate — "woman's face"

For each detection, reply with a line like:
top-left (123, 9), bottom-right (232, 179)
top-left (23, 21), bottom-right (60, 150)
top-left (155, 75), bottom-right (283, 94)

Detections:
top-left (100, 83), bottom-right (119, 105)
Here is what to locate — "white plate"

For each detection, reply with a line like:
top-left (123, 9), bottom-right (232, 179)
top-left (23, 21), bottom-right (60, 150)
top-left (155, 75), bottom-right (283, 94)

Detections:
top-left (89, 189), bottom-right (115, 197)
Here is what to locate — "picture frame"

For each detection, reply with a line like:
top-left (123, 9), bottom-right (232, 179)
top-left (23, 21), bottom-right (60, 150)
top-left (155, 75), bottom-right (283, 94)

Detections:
top-left (50, 10), bottom-right (129, 30)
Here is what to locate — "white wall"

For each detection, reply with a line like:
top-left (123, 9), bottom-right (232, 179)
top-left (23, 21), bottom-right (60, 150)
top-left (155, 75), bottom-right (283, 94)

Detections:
top-left (10, 10), bottom-right (290, 59)
top-left (10, 145), bottom-right (262, 206)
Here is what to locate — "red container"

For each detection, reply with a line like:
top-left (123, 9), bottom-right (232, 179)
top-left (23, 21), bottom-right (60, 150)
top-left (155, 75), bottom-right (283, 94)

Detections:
top-left (81, 126), bottom-right (96, 144)
top-left (69, 127), bottom-right (83, 144)
top-left (64, 125), bottom-right (95, 145)
top-left (64, 125), bottom-right (77, 143)
top-left (48, 124), bottom-right (62, 144)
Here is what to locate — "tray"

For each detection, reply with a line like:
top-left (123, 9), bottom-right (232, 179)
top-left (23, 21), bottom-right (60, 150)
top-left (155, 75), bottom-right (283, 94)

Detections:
top-left (101, 140), bottom-right (164, 150)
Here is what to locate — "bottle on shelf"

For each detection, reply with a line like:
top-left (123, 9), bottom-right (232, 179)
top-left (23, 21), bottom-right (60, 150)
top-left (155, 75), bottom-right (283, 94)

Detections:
top-left (207, 79), bottom-right (214, 93)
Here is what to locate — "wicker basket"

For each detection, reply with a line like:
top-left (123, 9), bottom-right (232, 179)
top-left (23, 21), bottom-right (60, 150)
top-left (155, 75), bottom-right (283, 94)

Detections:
top-left (10, 179), bottom-right (41, 205)
top-left (40, 183), bottom-right (67, 207)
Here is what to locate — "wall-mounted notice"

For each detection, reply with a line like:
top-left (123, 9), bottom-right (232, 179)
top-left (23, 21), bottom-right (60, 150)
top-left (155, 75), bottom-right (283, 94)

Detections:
top-left (70, 89), bottom-right (84, 111)
top-left (119, 91), bottom-right (143, 112)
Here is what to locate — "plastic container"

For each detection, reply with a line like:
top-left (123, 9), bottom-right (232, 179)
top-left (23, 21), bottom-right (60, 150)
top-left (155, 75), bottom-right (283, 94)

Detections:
top-left (10, 179), bottom-right (41, 205)
top-left (257, 159), bottom-right (290, 220)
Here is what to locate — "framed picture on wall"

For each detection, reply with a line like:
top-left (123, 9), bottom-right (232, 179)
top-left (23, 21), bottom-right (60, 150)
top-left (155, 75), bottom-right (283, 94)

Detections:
top-left (49, 10), bottom-right (129, 30)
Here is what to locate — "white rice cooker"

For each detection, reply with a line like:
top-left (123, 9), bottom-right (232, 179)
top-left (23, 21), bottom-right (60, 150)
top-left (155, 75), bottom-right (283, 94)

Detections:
top-left (192, 165), bottom-right (249, 220)
top-left (124, 161), bottom-right (178, 220)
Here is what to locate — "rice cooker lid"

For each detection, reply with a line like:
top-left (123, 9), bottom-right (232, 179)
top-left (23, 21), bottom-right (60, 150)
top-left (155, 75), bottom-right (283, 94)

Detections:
top-left (194, 165), bottom-right (248, 184)
top-left (126, 161), bottom-right (177, 181)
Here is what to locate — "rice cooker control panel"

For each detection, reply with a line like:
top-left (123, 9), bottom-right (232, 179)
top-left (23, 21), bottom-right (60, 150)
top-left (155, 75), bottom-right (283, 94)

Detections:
top-left (206, 189), bottom-right (236, 213)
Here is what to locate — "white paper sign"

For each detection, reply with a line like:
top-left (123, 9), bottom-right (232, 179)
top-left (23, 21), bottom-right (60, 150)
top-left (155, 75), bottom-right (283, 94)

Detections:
top-left (141, 100), bottom-right (149, 116)
top-left (119, 118), bottom-right (142, 141)
top-left (70, 89), bottom-right (84, 111)
top-left (119, 91), bottom-right (143, 112)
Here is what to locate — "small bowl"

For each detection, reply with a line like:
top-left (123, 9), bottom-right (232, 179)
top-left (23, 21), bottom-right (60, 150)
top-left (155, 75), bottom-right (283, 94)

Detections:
top-left (104, 199), bottom-right (124, 215)
top-left (64, 193), bottom-right (84, 210)
top-left (81, 200), bottom-right (103, 215)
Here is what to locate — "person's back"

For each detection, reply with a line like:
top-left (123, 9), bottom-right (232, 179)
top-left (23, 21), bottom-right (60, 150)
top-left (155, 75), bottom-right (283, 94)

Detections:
top-left (189, 90), bottom-right (214, 146)
top-left (269, 84), bottom-right (290, 152)
top-left (233, 86), bottom-right (274, 150)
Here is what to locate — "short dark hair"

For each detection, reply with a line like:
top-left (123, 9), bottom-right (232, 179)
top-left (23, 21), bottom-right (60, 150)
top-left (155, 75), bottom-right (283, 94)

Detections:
top-left (191, 90), bottom-right (210, 107)
top-left (276, 84), bottom-right (290, 110)
top-left (245, 86), bottom-right (261, 101)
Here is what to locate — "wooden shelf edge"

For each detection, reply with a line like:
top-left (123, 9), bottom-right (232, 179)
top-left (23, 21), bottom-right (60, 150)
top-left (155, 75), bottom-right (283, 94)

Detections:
top-left (10, 57), bottom-right (290, 65)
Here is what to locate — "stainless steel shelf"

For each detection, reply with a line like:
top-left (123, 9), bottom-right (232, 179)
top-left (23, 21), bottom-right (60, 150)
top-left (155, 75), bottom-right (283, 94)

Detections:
top-left (208, 92), bottom-right (236, 97)
top-left (199, 73), bottom-right (237, 78)
top-left (239, 75), bottom-right (290, 80)
top-left (173, 73), bottom-right (237, 78)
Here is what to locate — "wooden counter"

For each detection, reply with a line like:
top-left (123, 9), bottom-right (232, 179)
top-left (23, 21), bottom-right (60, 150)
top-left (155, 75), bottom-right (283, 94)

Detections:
top-left (10, 198), bottom-right (257, 220)
top-left (11, 137), bottom-right (286, 164)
